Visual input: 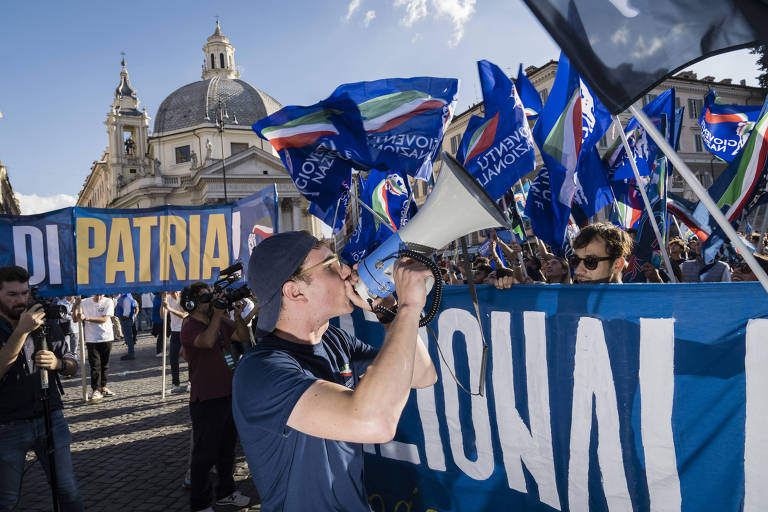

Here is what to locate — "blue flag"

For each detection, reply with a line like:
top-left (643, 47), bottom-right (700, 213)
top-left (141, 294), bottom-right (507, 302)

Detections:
top-left (516, 64), bottom-right (543, 121)
top-left (327, 77), bottom-right (458, 181)
top-left (457, 61), bottom-right (536, 200)
top-left (252, 96), bottom-right (370, 226)
top-left (341, 170), bottom-right (416, 264)
top-left (699, 90), bottom-right (762, 162)
top-left (528, 52), bottom-right (612, 251)
top-left (604, 89), bottom-right (675, 181)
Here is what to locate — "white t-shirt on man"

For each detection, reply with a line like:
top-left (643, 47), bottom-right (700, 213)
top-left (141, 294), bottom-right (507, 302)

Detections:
top-left (166, 295), bottom-right (185, 332)
top-left (81, 297), bottom-right (115, 343)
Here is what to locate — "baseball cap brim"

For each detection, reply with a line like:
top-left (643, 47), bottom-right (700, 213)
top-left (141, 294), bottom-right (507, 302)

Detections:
top-left (253, 290), bottom-right (282, 338)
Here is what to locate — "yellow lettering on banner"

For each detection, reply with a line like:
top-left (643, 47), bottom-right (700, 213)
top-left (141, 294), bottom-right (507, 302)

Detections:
top-left (202, 213), bottom-right (229, 279)
top-left (76, 217), bottom-right (107, 285)
top-left (133, 217), bottom-right (158, 282)
top-left (105, 218), bottom-right (135, 283)
top-left (188, 215), bottom-right (201, 281)
top-left (159, 216), bottom-right (188, 281)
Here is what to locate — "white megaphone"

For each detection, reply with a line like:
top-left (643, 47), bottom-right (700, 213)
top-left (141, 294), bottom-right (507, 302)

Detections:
top-left (354, 151), bottom-right (512, 324)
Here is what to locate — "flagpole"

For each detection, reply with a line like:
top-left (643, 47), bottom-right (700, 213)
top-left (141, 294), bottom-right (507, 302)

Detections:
top-left (758, 205), bottom-right (768, 255)
top-left (631, 106), bottom-right (768, 292)
top-left (501, 194), bottom-right (528, 278)
top-left (612, 114), bottom-right (677, 283)
top-left (671, 213), bottom-right (683, 239)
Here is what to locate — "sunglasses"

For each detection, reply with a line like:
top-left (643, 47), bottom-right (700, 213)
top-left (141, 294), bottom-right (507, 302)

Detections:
top-left (295, 255), bottom-right (344, 279)
top-left (568, 254), bottom-right (612, 271)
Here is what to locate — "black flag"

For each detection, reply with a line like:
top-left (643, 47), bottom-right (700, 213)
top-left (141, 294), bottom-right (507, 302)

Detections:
top-left (522, 0), bottom-right (768, 114)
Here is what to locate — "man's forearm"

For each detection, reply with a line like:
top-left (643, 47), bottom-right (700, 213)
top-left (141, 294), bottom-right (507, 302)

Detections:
top-left (351, 305), bottom-right (421, 430)
top-left (84, 316), bottom-right (109, 324)
top-left (0, 331), bottom-right (28, 380)
top-left (411, 334), bottom-right (437, 388)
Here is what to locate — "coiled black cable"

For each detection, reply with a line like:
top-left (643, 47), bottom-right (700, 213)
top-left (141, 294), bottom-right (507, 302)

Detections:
top-left (371, 249), bottom-right (443, 327)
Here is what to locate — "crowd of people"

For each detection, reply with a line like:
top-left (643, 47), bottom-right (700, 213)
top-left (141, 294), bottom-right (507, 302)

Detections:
top-left (436, 223), bottom-right (768, 287)
top-left (1, 223), bottom-right (766, 511)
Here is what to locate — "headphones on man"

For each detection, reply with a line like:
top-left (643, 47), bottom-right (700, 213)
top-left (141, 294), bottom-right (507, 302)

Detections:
top-left (180, 286), bottom-right (213, 312)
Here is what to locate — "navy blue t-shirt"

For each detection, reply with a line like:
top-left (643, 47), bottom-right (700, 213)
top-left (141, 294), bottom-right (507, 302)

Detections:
top-left (232, 324), bottom-right (378, 512)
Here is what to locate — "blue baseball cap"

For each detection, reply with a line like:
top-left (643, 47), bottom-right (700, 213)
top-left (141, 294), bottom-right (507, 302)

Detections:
top-left (247, 231), bottom-right (317, 337)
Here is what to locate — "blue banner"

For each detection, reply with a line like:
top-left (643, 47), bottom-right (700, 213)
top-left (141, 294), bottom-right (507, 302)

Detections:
top-left (0, 187), bottom-right (278, 296)
top-left (335, 283), bottom-right (768, 511)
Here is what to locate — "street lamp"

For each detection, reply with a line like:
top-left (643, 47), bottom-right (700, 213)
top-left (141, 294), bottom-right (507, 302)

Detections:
top-left (215, 99), bottom-right (229, 202)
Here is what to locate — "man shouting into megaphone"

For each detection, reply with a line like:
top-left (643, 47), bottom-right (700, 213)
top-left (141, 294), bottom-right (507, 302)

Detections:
top-left (232, 231), bottom-right (437, 512)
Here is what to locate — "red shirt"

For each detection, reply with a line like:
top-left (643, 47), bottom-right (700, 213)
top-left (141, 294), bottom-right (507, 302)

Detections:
top-left (180, 316), bottom-right (236, 402)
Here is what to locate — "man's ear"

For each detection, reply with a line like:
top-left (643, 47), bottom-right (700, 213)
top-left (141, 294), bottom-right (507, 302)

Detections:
top-left (281, 280), bottom-right (307, 305)
top-left (613, 257), bottom-right (628, 275)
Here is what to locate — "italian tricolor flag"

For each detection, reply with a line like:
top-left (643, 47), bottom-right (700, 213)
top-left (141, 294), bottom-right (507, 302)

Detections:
top-left (259, 109), bottom-right (340, 152)
top-left (464, 113), bottom-right (499, 164)
top-left (359, 90), bottom-right (446, 133)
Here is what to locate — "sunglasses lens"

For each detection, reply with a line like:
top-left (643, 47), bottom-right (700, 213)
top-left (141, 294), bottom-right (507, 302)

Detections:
top-left (568, 256), bottom-right (579, 268)
top-left (584, 256), bottom-right (600, 270)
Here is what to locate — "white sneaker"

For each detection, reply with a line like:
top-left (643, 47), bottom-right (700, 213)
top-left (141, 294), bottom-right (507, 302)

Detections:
top-left (90, 390), bottom-right (103, 401)
top-left (101, 387), bottom-right (115, 397)
top-left (215, 490), bottom-right (250, 507)
top-left (155, 352), bottom-right (164, 357)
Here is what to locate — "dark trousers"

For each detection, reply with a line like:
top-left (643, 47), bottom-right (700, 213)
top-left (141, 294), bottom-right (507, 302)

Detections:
top-left (189, 396), bottom-right (237, 511)
top-left (86, 342), bottom-right (111, 390)
top-left (169, 332), bottom-right (182, 386)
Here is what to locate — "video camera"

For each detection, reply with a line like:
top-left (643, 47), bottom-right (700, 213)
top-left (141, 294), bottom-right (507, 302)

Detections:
top-left (29, 287), bottom-right (67, 321)
top-left (207, 262), bottom-right (252, 311)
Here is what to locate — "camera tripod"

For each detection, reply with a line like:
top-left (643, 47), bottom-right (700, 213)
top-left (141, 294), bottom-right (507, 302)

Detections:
top-left (32, 322), bottom-right (60, 512)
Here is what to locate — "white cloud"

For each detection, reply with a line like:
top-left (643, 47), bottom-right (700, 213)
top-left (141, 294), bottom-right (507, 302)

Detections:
top-left (363, 10), bottom-right (376, 27)
top-left (344, 0), bottom-right (361, 22)
top-left (16, 193), bottom-right (76, 215)
top-left (432, 0), bottom-right (476, 46)
top-left (394, 0), bottom-right (428, 27)
top-left (394, 0), bottom-right (476, 46)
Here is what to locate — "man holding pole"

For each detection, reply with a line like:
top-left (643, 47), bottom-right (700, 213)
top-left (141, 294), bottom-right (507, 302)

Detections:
top-left (0, 266), bottom-right (83, 511)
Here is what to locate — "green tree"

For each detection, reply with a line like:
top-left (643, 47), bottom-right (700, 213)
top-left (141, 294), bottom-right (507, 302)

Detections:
top-left (751, 44), bottom-right (768, 89)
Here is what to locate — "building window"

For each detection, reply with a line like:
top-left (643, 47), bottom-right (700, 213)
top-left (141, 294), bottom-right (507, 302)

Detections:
top-left (220, 53), bottom-right (225, 68)
top-left (210, 54), bottom-right (215, 69)
top-left (688, 98), bottom-right (703, 119)
top-left (450, 134), bottom-right (461, 155)
top-left (675, 96), bottom-right (681, 110)
top-left (229, 55), bottom-right (233, 67)
top-left (539, 88), bottom-right (549, 103)
top-left (643, 93), bottom-right (657, 106)
top-left (694, 134), bottom-right (703, 152)
top-left (700, 173), bottom-right (713, 188)
top-left (231, 142), bottom-right (249, 155)
top-left (175, 145), bottom-right (191, 164)
top-left (129, 168), bottom-right (136, 174)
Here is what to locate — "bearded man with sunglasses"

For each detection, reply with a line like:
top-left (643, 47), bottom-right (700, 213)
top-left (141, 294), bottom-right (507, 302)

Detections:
top-left (569, 223), bottom-right (633, 284)
top-left (232, 231), bottom-right (437, 512)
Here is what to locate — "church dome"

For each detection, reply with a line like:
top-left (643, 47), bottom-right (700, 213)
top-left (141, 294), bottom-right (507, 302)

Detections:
top-left (153, 77), bottom-right (282, 134)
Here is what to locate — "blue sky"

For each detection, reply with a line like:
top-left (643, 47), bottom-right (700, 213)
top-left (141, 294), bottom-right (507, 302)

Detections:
top-left (0, 0), bottom-right (761, 213)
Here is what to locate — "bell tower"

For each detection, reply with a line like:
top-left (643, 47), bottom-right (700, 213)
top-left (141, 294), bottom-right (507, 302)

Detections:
top-left (105, 57), bottom-right (151, 190)
top-left (202, 20), bottom-right (240, 80)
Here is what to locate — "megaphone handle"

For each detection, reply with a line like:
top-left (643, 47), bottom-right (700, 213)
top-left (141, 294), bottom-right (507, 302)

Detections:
top-left (371, 250), bottom-right (442, 327)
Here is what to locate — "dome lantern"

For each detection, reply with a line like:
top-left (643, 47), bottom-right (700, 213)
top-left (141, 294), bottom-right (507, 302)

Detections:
top-left (202, 20), bottom-right (239, 80)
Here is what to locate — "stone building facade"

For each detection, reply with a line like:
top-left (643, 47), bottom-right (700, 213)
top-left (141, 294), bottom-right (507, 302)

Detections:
top-left (0, 162), bottom-right (20, 215)
top-left (77, 22), bottom-right (323, 237)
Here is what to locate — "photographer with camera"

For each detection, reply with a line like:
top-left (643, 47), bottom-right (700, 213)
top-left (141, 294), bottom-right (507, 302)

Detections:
top-left (0, 266), bottom-right (82, 511)
top-left (179, 282), bottom-right (253, 512)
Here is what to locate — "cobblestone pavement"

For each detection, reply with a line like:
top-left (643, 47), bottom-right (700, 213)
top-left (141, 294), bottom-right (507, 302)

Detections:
top-left (18, 332), bottom-right (260, 511)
